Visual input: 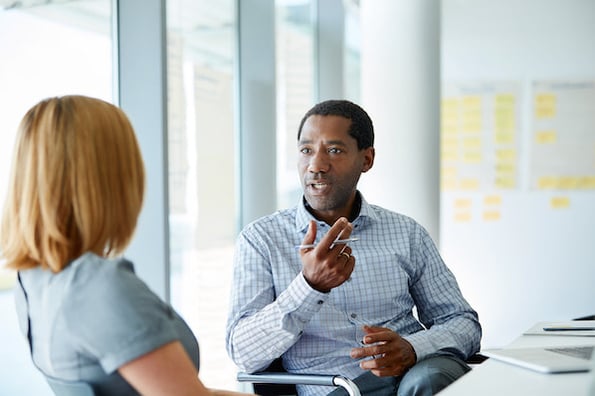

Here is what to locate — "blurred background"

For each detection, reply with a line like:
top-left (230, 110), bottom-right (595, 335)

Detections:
top-left (0, 0), bottom-right (593, 393)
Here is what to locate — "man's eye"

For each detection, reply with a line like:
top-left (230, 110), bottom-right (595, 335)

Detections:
top-left (300, 147), bottom-right (311, 154)
top-left (328, 148), bottom-right (342, 154)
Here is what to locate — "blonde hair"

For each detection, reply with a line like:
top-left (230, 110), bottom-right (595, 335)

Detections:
top-left (1, 95), bottom-right (145, 272)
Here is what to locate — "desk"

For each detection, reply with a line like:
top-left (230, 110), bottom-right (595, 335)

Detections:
top-left (439, 327), bottom-right (595, 396)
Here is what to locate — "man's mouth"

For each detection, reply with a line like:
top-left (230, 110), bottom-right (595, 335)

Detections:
top-left (310, 182), bottom-right (329, 190)
top-left (306, 179), bottom-right (332, 196)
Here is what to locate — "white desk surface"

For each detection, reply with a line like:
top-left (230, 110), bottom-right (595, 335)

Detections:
top-left (439, 326), bottom-right (595, 396)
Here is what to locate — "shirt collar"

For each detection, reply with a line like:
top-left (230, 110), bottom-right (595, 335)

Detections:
top-left (295, 191), bottom-right (377, 233)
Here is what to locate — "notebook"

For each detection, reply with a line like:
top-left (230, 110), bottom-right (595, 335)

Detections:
top-left (523, 320), bottom-right (595, 337)
top-left (483, 344), bottom-right (594, 373)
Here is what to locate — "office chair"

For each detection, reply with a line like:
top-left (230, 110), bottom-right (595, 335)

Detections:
top-left (238, 353), bottom-right (488, 396)
top-left (237, 358), bottom-right (361, 396)
top-left (45, 376), bottom-right (96, 396)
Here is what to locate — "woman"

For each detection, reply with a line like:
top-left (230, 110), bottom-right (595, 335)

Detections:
top-left (1, 95), bottom-right (252, 396)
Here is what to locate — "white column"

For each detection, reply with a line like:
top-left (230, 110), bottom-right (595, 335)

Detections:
top-left (358, 0), bottom-right (440, 242)
top-left (116, 0), bottom-right (170, 300)
top-left (315, 0), bottom-right (345, 101)
top-left (236, 0), bottom-right (277, 229)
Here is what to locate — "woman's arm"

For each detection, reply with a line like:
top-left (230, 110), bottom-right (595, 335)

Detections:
top-left (119, 341), bottom-right (254, 396)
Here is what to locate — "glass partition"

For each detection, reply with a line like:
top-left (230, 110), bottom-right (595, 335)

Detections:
top-left (275, 0), bottom-right (315, 209)
top-left (166, 0), bottom-right (238, 388)
top-left (0, 2), bottom-right (112, 393)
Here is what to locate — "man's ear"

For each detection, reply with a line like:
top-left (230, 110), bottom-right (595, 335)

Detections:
top-left (362, 147), bottom-right (375, 173)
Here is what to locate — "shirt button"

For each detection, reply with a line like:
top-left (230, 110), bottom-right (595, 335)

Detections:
top-left (350, 313), bottom-right (357, 319)
top-left (317, 300), bottom-right (324, 305)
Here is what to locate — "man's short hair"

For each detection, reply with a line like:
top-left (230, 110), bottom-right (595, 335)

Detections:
top-left (297, 99), bottom-right (374, 150)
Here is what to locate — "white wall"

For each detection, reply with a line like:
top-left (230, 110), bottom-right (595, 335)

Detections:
top-left (440, 0), bottom-right (595, 348)
top-left (359, 0), bottom-right (595, 350)
top-left (358, 0), bottom-right (441, 242)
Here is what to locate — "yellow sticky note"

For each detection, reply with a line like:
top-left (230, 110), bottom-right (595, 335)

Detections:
top-left (441, 124), bottom-right (459, 135)
top-left (441, 180), bottom-right (457, 191)
top-left (535, 130), bottom-right (557, 144)
top-left (462, 95), bottom-right (482, 109)
top-left (454, 198), bottom-right (472, 209)
top-left (495, 163), bottom-right (516, 173)
top-left (462, 137), bottom-right (481, 150)
top-left (534, 93), bottom-right (556, 118)
top-left (550, 196), bottom-right (570, 209)
top-left (495, 94), bottom-right (515, 106)
top-left (484, 195), bottom-right (502, 206)
top-left (460, 178), bottom-right (480, 190)
top-left (494, 115), bottom-right (515, 134)
top-left (441, 98), bottom-right (460, 112)
top-left (483, 211), bottom-right (501, 221)
top-left (538, 176), bottom-right (557, 190)
top-left (441, 137), bottom-right (459, 149)
top-left (578, 177), bottom-right (595, 189)
top-left (494, 131), bottom-right (515, 144)
top-left (463, 151), bottom-right (482, 164)
top-left (558, 177), bottom-right (579, 189)
top-left (454, 212), bottom-right (472, 222)
top-left (496, 149), bottom-right (516, 161)
top-left (495, 177), bottom-right (516, 189)
top-left (441, 150), bottom-right (458, 162)
top-left (441, 166), bottom-right (458, 177)
top-left (461, 118), bottom-right (482, 133)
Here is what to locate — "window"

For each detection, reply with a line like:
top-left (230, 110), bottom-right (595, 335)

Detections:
top-left (0, 1), bottom-right (112, 393)
top-left (275, 0), bottom-right (315, 209)
top-left (274, 0), bottom-right (361, 209)
top-left (343, 0), bottom-right (361, 102)
top-left (166, 0), bottom-right (238, 388)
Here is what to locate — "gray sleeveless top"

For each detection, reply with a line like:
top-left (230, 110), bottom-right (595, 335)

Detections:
top-left (15, 252), bottom-right (199, 395)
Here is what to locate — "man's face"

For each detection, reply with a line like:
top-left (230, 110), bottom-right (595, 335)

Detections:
top-left (297, 115), bottom-right (374, 222)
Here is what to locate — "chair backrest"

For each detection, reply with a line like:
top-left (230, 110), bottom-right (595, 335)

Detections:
top-left (46, 376), bottom-right (96, 396)
top-left (253, 357), bottom-right (297, 396)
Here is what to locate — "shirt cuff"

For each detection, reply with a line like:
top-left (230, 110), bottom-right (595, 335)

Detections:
top-left (276, 273), bottom-right (330, 322)
top-left (402, 330), bottom-right (435, 362)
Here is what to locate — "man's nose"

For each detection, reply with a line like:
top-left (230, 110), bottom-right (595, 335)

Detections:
top-left (308, 151), bottom-right (330, 173)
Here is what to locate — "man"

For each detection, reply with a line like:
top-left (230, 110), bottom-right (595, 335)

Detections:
top-left (226, 100), bottom-right (481, 395)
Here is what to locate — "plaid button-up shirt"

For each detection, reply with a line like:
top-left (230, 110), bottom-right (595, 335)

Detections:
top-left (226, 193), bottom-right (481, 396)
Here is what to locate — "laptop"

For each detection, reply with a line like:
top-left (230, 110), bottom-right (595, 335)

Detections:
top-left (590, 349), bottom-right (595, 396)
top-left (483, 344), bottom-right (594, 373)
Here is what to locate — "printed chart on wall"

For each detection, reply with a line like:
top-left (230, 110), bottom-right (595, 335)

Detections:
top-left (530, 80), bottom-right (595, 207)
top-left (441, 81), bottom-right (522, 223)
top-left (441, 79), bottom-right (595, 222)
top-left (440, 78), bottom-right (595, 348)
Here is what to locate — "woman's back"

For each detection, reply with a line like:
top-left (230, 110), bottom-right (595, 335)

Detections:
top-left (3, 95), bottom-right (253, 396)
top-left (15, 252), bottom-right (199, 395)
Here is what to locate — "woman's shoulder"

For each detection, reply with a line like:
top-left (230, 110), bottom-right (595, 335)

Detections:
top-left (63, 253), bottom-right (156, 314)
top-left (58, 254), bottom-right (195, 374)
top-left (62, 253), bottom-right (169, 333)
top-left (69, 253), bottom-right (137, 285)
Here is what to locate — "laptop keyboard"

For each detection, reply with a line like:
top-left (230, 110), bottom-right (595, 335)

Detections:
top-left (545, 346), bottom-right (594, 361)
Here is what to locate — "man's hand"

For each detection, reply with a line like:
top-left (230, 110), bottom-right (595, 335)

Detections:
top-left (300, 218), bottom-right (355, 293)
top-left (350, 325), bottom-right (417, 377)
